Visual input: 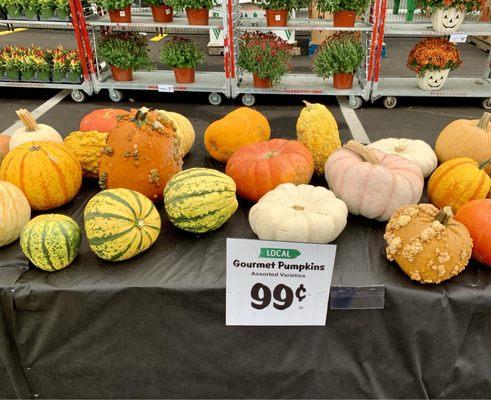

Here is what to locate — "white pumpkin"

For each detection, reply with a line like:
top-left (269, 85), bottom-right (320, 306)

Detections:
top-left (9, 109), bottom-right (63, 150)
top-left (249, 183), bottom-right (348, 244)
top-left (0, 181), bottom-right (31, 247)
top-left (368, 138), bottom-right (437, 177)
top-left (417, 69), bottom-right (450, 91)
top-left (431, 7), bottom-right (465, 34)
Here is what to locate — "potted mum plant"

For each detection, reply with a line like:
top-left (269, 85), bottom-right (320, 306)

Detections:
top-left (3, 0), bottom-right (23, 18)
top-left (98, 32), bottom-right (151, 81)
top-left (39, 0), bottom-right (55, 19)
top-left (313, 32), bottom-right (364, 89)
top-left (416, 0), bottom-right (484, 33)
top-left (315, 0), bottom-right (370, 26)
top-left (253, 0), bottom-right (303, 26)
top-left (34, 54), bottom-right (51, 81)
top-left (54, 0), bottom-right (70, 20)
top-left (237, 31), bottom-right (292, 88)
top-left (159, 37), bottom-right (204, 83)
top-left (147, 0), bottom-right (173, 22)
top-left (52, 49), bottom-right (68, 81)
top-left (96, 0), bottom-right (132, 22)
top-left (23, 0), bottom-right (39, 18)
top-left (165, 0), bottom-right (215, 25)
top-left (407, 37), bottom-right (462, 91)
top-left (2, 47), bottom-right (21, 80)
top-left (67, 56), bottom-right (82, 82)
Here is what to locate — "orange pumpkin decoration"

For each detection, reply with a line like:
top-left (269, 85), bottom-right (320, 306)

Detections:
top-left (80, 108), bottom-right (129, 133)
top-left (204, 107), bottom-right (271, 163)
top-left (428, 158), bottom-right (491, 212)
top-left (0, 141), bottom-right (82, 210)
top-left (0, 135), bottom-right (9, 164)
top-left (435, 112), bottom-right (491, 174)
top-left (98, 107), bottom-right (182, 202)
top-left (455, 199), bottom-right (491, 266)
top-left (226, 139), bottom-right (314, 202)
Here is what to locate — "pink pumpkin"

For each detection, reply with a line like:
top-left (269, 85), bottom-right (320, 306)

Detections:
top-left (324, 140), bottom-right (424, 221)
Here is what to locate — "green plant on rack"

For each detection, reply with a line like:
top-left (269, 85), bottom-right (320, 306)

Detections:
top-left (164, 0), bottom-right (215, 12)
top-left (39, 0), bottom-right (56, 18)
top-left (252, 0), bottom-right (307, 10)
top-left (67, 57), bottom-right (82, 82)
top-left (94, 0), bottom-right (131, 11)
top-left (23, 0), bottom-right (39, 18)
top-left (2, 0), bottom-right (23, 17)
top-left (54, 0), bottom-right (70, 18)
top-left (97, 32), bottom-right (152, 70)
top-left (315, 0), bottom-right (369, 14)
top-left (313, 32), bottom-right (364, 77)
top-left (159, 37), bottom-right (204, 68)
top-left (237, 31), bottom-right (292, 86)
top-left (416, 0), bottom-right (484, 13)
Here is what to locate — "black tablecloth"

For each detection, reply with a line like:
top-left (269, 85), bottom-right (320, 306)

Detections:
top-left (1, 151), bottom-right (490, 399)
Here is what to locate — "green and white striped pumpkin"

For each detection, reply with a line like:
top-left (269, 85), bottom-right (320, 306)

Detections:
top-left (20, 214), bottom-right (81, 272)
top-left (84, 188), bottom-right (161, 261)
top-left (164, 168), bottom-right (238, 233)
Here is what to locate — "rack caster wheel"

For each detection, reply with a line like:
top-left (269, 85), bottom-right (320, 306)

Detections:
top-left (383, 96), bottom-right (397, 109)
top-left (348, 96), bottom-right (363, 110)
top-left (108, 89), bottom-right (124, 102)
top-left (71, 89), bottom-right (86, 103)
top-left (208, 92), bottom-right (223, 106)
top-left (241, 93), bottom-right (255, 107)
top-left (482, 98), bottom-right (491, 110)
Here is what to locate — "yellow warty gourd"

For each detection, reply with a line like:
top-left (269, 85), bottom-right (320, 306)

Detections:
top-left (64, 131), bottom-right (109, 179)
top-left (157, 110), bottom-right (195, 157)
top-left (296, 101), bottom-right (341, 175)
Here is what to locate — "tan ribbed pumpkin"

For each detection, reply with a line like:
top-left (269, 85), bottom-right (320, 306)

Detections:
top-left (157, 110), bottom-right (195, 157)
top-left (0, 181), bottom-right (31, 247)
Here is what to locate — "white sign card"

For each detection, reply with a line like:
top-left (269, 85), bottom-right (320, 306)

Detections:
top-left (226, 238), bottom-right (336, 326)
top-left (450, 33), bottom-right (467, 43)
top-left (158, 85), bottom-right (174, 93)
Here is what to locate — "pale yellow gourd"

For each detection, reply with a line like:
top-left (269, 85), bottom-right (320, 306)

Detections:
top-left (157, 110), bottom-right (195, 157)
top-left (9, 109), bottom-right (63, 150)
top-left (64, 131), bottom-right (109, 178)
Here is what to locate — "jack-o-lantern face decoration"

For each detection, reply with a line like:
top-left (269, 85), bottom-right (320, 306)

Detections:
top-left (431, 7), bottom-right (465, 34)
top-left (418, 69), bottom-right (450, 91)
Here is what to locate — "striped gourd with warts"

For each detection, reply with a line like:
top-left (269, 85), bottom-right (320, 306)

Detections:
top-left (20, 214), bottom-right (81, 272)
top-left (164, 168), bottom-right (238, 233)
top-left (98, 107), bottom-right (182, 202)
top-left (84, 188), bottom-right (161, 261)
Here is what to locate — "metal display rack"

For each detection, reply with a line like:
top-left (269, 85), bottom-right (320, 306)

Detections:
top-left (0, 3), bottom-right (95, 102)
top-left (371, 0), bottom-right (491, 108)
top-left (227, 0), bottom-right (384, 108)
top-left (84, 8), bottom-right (231, 104)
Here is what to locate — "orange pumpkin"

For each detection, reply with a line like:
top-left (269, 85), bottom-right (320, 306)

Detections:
top-left (98, 107), bottom-right (182, 202)
top-left (455, 199), bottom-right (491, 266)
top-left (428, 158), bottom-right (491, 212)
top-left (0, 141), bottom-right (82, 210)
top-left (80, 108), bottom-right (129, 133)
top-left (435, 112), bottom-right (491, 174)
top-left (204, 107), bottom-right (270, 163)
top-left (0, 135), bottom-right (9, 164)
top-left (226, 139), bottom-right (314, 202)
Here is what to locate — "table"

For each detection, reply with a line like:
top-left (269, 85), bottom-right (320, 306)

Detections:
top-left (1, 160), bottom-right (490, 399)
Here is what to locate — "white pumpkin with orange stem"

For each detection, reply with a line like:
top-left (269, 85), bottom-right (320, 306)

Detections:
top-left (9, 109), bottom-right (63, 150)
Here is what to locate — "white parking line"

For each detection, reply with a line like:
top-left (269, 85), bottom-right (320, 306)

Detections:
top-left (336, 96), bottom-right (371, 144)
top-left (3, 89), bottom-right (70, 135)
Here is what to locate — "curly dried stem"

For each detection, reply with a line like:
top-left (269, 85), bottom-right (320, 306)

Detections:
top-left (477, 112), bottom-right (490, 130)
top-left (344, 140), bottom-right (379, 164)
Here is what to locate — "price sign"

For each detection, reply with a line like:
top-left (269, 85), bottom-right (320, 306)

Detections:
top-left (226, 238), bottom-right (336, 326)
top-left (158, 85), bottom-right (174, 93)
top-left (450, 32), bottom-right (467, 43)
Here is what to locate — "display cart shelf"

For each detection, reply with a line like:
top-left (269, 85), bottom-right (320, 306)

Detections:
top-left (86, 14), bottom-right (223, 30)
top-left (0, 18), bottom-right (75, 29)
top-left (236, 19), bottom-right (372, 31)
top-left (384, 22), bottom-right (491, 36)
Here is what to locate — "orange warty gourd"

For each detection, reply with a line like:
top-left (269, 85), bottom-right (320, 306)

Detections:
top-left (455, 199), bottom-right (491, 267)
top-left (435, 112), bottom-right (491, 174)
top-left (98, 107), bottom-right (182, 202)
top-left (79, 108), bottom-right (129, 133)
top-left (204, 107), bottom-right (271, 162)
top-left (226, 139), bottom-right (314, 202)
top-left (428, 158), bottom-right (491, 212)
top-left (0, 135), bottom-right (9, 164)
top-left (385, 204), bottom-right (472, 284)
top-left (0, 141), bottom-right (82, 210)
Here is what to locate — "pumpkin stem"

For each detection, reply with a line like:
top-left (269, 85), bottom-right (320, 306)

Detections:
top-left (435, 206), bottom-right (453, 226)
top-left (344, 140), bottom-right (379, 164)
top-left (477, 112), bottom-right (491, 130)
top-left (478, 159), bottom-right (490, 169)
top-left (132, 107), bottom-right (150, 126)
top-left (16, 109), bottom-right (39, 132)
top-left (302, 100), bottom-right (312, 107)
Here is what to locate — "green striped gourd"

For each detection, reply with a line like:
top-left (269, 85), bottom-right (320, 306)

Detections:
top-left (20, 214), bottom-right (81, 272)
top-left (164, 168), bottom-right (238, 233)
top-left (84, 188), bottom-right (161, 261)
